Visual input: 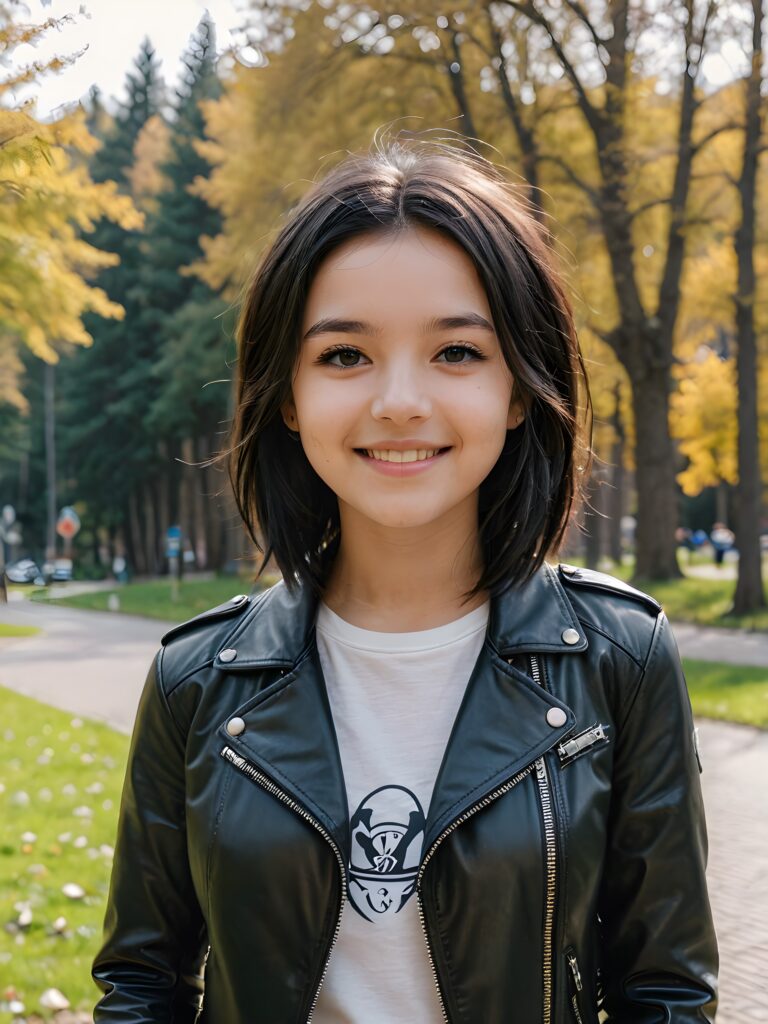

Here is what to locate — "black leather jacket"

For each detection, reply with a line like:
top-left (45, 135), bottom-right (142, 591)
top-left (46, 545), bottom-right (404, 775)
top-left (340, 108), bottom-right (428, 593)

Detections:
top-left (91, 560), bottom-right (719, 1022)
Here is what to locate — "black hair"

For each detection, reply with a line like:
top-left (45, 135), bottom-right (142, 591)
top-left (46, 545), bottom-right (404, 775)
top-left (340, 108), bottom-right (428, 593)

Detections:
top-left (226, 132), bottom-right (593, 602)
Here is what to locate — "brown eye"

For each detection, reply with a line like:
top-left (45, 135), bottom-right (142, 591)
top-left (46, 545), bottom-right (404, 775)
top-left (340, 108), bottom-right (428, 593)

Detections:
top-left (317, 346), bottom-right (366, 368)
top-left (439, 344), bottom-right (484, 364)
top-left (338, 349), bottom-right (361, 367)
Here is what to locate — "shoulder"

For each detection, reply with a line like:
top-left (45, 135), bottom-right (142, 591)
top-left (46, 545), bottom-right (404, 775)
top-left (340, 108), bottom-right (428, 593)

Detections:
top-left (156, 587), bottom-right (270, 692)
top-left (555, 562), bottom-right (663, 666)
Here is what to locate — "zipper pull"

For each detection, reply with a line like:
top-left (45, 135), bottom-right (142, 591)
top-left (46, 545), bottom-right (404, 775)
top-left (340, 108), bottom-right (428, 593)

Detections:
top-left (567, 950), bottom-right (583, 991)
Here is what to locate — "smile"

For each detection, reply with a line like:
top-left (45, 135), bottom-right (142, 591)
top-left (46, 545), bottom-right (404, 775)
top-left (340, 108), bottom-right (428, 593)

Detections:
top-left (354, 447), bottom-right (452, 475)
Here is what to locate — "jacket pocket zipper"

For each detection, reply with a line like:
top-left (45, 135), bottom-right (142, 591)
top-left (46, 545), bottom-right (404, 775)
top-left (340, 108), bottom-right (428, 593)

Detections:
top-left (557, 723), bottom-right (610, 767)
top-left (219, 744), bottom-right (346, 1023)
top-left (565, 945), bottom-right (585, 1024)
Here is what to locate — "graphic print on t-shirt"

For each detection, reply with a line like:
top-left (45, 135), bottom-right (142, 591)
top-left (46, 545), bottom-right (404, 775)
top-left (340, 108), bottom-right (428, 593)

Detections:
top-left (348, 784), bottom-right (426, 922)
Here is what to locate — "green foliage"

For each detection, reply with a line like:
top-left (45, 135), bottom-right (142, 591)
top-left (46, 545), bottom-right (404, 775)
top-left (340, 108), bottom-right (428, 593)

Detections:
top-left (57, 38), bottom-right (167, 532)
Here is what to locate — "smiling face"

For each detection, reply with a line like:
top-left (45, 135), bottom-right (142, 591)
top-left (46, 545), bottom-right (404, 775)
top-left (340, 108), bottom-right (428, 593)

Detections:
top-left (281, 224), bottom-right (525, 534)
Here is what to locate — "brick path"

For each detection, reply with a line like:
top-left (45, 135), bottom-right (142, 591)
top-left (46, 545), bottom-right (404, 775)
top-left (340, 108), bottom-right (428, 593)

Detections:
top-left (696, 718), bottom-right (768, 1021)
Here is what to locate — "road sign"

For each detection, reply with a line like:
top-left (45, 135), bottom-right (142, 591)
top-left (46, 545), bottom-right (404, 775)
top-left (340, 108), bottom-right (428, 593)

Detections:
top-left (166, 525), bottom-right (182, 558)
top-left (56, 507), bottom-right (81, 540)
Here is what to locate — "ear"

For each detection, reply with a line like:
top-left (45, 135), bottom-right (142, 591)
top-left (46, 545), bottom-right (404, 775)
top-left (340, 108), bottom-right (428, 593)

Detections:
top-left (507, 394), bottom-right (526, 430)
top-left (280, 397), bottom-right (297, 430)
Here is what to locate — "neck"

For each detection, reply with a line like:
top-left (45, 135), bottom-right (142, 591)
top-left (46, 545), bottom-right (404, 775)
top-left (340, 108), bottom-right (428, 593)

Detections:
top-left (320, 498), bottom-right (489, 631)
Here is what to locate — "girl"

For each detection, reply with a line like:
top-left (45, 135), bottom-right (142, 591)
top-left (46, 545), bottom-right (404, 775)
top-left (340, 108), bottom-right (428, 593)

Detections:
top-left (92, 134), bottom-right (718, 1023)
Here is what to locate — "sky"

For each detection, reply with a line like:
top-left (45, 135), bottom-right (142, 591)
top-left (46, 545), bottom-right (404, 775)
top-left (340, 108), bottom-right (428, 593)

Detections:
top-left (8, 0), bottom-right (254, 120)
top-left (6, 0), bottom-right (749, 122)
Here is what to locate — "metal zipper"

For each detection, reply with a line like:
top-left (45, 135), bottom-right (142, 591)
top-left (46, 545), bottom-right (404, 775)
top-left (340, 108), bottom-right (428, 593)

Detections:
top-left (415, 759), bottom-right (538, 1022)
top-left (557, 723), bottom-right (609, 766)
top-left (412, 652), bottom-right (560, 1023)
top-left (529, 653), bottom-right (558, 1024)
top-left (219, 745), bottom-right (346, 1023)
top-left (565, 946), bottom-right (585, 1024)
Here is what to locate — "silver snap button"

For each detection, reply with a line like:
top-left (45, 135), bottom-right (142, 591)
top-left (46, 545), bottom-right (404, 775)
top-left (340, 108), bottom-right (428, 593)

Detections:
top-left (219, 648), bottom-right (238, 663)
top-left (231, 594), bottom-right (248, 605)
top-left (560, 563), bottom-right (578, 574)
top-left (546, 707), bottom-right (567, 728)
top-left (226, 716), bottom-right (245, 736)
top-left (562, 628), bottom-right (581, 645)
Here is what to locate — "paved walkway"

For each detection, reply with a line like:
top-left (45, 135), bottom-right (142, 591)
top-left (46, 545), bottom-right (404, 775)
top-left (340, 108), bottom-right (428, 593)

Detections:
top-left (0, 600), bottom-right (169, 734)
top-left (1, 600), bottom-right (766, 1019)
top-left (671, 620), bottom-right (768, 667)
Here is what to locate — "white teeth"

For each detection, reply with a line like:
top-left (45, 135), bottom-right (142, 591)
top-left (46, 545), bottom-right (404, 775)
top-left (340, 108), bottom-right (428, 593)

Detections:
top-left (364, 449), bottom-right (441, 463)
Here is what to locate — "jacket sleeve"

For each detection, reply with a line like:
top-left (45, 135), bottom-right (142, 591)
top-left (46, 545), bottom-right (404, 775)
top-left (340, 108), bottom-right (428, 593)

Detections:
top-left (91, 648), bottom-right (209, 1022)
top-left (596, 609), bottom-right (719, 1021)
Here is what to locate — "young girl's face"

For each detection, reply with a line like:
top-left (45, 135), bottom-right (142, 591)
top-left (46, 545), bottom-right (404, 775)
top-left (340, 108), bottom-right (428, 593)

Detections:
top-left (282, 224), bottom-right (524, 532)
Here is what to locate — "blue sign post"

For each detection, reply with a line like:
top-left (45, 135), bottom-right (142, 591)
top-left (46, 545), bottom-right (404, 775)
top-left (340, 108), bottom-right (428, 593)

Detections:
top-left (166, 525), bottom-right (182, 600)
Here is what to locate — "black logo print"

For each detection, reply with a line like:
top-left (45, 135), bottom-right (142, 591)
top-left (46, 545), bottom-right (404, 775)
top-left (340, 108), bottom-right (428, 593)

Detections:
top-left (348, 784), bottom-right (426, 923)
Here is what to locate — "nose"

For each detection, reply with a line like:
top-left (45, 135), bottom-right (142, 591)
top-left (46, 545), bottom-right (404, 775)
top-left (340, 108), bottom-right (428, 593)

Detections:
top-left (369, 356), bottom-right (432, 423)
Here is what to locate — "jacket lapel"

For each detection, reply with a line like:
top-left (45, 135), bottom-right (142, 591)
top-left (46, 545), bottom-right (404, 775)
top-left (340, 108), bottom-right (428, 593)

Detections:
top-left (215, 561), bottom-right (585, 853)
top-left (423, 646), bottom-right (573, 852)
top-left (216, 644), bottom-right (351, 863)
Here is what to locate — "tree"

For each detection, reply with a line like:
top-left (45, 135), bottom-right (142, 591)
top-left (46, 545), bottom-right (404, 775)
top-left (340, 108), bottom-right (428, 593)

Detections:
top-left (731, 0), bottom-right (766, 613)
top-left (133, 12), bottom-right (231, 571)
top-left (56, 38), bottom-right (166, 572)
top-left (0, 2), bottom-right (141, 594)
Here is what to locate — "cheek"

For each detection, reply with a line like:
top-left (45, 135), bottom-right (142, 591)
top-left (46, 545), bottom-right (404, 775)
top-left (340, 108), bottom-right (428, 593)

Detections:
top-left (454, 380), bottom-right (512, 440)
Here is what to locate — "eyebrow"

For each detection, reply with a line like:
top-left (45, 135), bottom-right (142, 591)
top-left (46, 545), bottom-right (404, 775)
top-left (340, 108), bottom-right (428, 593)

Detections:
top-left (302, 312), bottom-right (495, 342)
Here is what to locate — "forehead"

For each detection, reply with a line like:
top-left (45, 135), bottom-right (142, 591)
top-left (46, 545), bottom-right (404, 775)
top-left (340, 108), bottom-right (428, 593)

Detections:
top-left (302, 225), bottom-right (491, 326)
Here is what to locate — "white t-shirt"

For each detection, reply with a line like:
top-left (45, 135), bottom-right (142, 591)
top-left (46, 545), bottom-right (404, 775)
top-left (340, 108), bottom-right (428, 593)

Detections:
top-left (312, 596), bottom-right (491, 1024)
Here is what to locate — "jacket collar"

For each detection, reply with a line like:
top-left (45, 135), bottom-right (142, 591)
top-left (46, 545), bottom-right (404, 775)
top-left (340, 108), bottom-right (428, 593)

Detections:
top-left (215, 559), bottom-right (587, 671)
top-left (214, 561), bottom-right (585, 861)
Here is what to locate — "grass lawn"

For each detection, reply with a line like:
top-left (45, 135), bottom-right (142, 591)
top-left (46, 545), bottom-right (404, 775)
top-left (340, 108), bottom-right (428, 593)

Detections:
top-left (0, 624), bottom-right (40, 638)
top-left (568, 556), bottom-right (768, 631)
top-left (28, 573), bottom-right (280, 625)
top-left (683, 658), bottom-right (768, 729)
top-left (0, 685), bottom-right (129, 1022)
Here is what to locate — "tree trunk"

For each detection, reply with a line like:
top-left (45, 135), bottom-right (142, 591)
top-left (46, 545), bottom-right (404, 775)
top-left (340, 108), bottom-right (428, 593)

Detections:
top-left (630, 367), bottom-right (683, 582)
top-left (143, 483), bottom-right (158, 577)
top-left (127, 492), bottom-right (146, 576)
top-left (606, 382), bottom-right (626, 565)
top-left (732, 0), bottom-right (766, 615)
top-left (582, 467), bottom-right (601, 570)
top-left (204, 435), bottom-right (226, 571)
top-left (192, 435), bottom-right (208, 569)
top-left (44, 361), bottom-right (57, 562)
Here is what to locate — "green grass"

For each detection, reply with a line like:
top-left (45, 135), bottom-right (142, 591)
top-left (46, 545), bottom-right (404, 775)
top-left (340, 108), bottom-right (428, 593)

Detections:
top-left (683, 658), bottom-right (768, 729)
top-left (0, 685), bottom-right (130, 1022)
top-left (0, 623), bottom-right (41, 638)
top-left (569, 556), bottom-right (768, 631)
top-left (31, 573), bottom-right (279, 624)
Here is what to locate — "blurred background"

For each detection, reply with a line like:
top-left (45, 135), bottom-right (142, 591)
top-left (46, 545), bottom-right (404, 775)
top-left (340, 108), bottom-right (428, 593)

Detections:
top-left (0, 0), bottom-right (766, 1021)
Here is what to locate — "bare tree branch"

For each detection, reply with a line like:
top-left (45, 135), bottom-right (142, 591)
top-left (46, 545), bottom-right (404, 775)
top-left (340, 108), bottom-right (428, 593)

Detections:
top-left (538, 153), bottom-right (600, 205)
top-left (691, 120), bottom-right (743, 155)
top-left (493, 0), bottom-right (603, 137)
top-left (562, 0), bottom-right (606, 51)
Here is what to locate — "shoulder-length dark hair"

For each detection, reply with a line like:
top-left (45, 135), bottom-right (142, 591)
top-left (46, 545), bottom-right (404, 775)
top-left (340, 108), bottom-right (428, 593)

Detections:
top-left (226, 132), bottom-right (593, 603)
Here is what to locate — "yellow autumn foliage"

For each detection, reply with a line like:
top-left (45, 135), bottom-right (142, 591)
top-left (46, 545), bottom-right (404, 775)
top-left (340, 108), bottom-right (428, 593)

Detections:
top-left (670, 350), bottom-right (738, 495)
top-left (0, 4), bottom-right (143, 363)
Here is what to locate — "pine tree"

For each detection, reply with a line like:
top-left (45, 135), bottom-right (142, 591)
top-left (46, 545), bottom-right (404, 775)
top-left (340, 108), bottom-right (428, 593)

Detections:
top-left (143, 12), bottom-right (229, 430)
top-left (58, 39), bottom-right (166, 571)
top-left (133, 14), bottom-right (232, 570)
